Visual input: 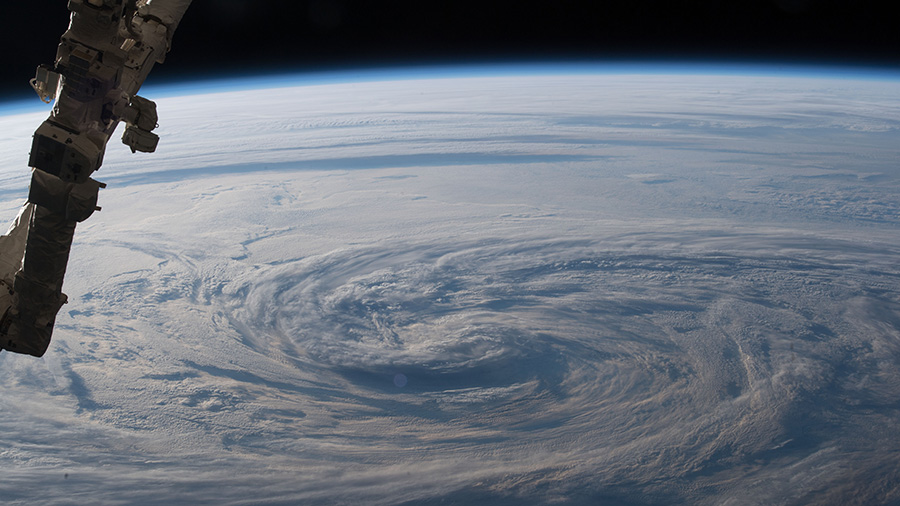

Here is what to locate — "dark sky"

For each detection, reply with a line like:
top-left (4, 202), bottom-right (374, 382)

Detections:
top-left (2, 0), bottom-right (898, 99)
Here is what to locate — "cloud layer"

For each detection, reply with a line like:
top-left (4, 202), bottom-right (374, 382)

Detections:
top-left (1, 71), bottom-right (899, 504)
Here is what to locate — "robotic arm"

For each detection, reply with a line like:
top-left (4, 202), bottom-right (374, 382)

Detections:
top-left (0, 0), bottom-right (192, 357)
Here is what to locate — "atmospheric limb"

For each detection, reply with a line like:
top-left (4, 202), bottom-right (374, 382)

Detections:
top-left (0, 0), bottom-right (192, 357)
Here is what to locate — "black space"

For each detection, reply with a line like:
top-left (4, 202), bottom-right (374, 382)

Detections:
top-left (2, 0), bottom-right (899, 99)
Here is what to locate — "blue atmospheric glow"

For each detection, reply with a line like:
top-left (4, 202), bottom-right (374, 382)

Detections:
top-left (140, 61), bottom-right (900, 98)
top-left (3, 61), bottom-right (900, 113)
top-left (0, 99), bottom-right (49, 116)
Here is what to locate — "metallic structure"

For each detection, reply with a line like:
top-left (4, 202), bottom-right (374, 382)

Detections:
top-left (0, 0), bottom-right (192, 357)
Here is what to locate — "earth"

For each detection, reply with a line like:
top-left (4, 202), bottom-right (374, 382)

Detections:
top-left (0, 65), bottom-right (898, 505)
